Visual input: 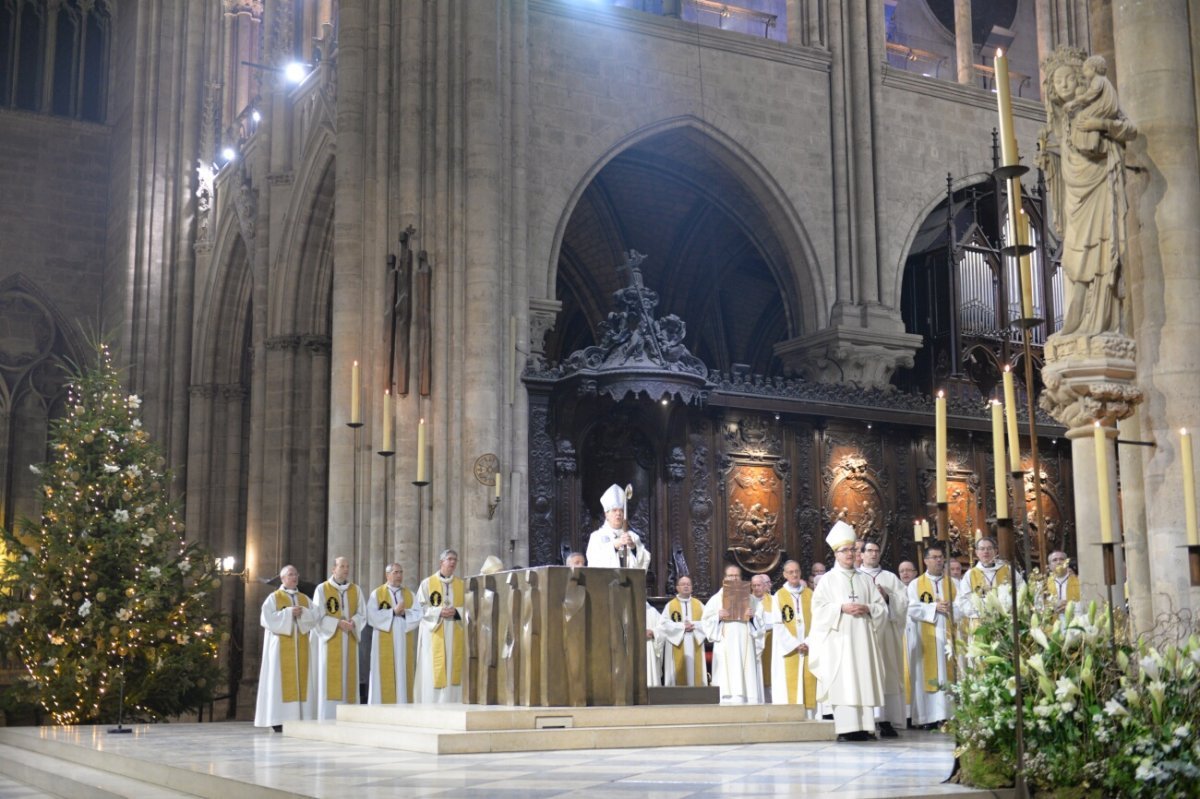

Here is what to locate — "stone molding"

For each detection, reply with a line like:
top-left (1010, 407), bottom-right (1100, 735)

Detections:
top-left (1040, 332), bottom-right (1142, 430)
top-left (528, 297), bottom-right (562, 362)
top-left (775, 307), bottom-right (923, 391)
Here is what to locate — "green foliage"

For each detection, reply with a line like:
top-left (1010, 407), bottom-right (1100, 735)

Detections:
top-left (0, 344), bottom-right (224, 724)
top-left (949, 575), bottom-right (1200, 798)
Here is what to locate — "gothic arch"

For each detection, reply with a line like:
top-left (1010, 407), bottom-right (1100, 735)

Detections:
top-left (543, 116), bottom-right (827, 337)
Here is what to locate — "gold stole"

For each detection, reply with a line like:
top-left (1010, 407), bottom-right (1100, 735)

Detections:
top-left (1046, 574), bottom-right (1080, 602)
top-left (773, 587), bottom-right (816, 709)
top-left (373, 585), bottom-right (415, 703)
top-left (423, 574), bottom-right (465, 689)
top-left (760, 594), bottom-right (773, 689)
top-left (915, 574), bottom-right (955, 691)
top-left (272, 590), bottom-right (311, 703)
top-left (665, 597), bottom-right (705, 685)
top-left (321, 582), bottom-right (359, 701)
top-left (968, 564), bottom-right (1010, 595)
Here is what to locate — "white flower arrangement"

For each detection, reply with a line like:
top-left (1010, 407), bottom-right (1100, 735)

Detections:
top-left (78, 599), bottom-right (92, 617)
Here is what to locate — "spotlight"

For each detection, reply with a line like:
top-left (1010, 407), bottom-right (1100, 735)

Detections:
top-left (284, 62), bottom-right (308, 84)
top-left (660, 397), bottom-right (669, 406)
top-left (221, 146), bottom-right (236, 162)
top-left (250, 109), bottom-right (261, 123)
top-left (867, 423), bottom-right (873, 430)
top-left (774, 413), bottom-right (780, 421)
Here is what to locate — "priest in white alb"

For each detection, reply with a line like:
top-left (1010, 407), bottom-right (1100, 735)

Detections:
top-left (255, 565), bottom-right (317, 731)
top-left (750, 574), bottom-right (774, 700)
top-left (956, 535), bottom-right (1023, 623)
top-left (858, 538), bottom-right (908, 738)
top-left (645, 601), bottom-right (665, 687)
top-left (658, 575), bottom-right (707, 686)
top-left (366, 562), bottom-right (421, 704)
top-left (312, 556), bottom-right (366, 720)
top-left (906, 542), bottom-right (955, 728)
top-left (769, 559), bottom-right (816, 713)
top-left (808, 521), bottom-right (887, 741)
top-left (414, 549), bottom-right (467, 703)
top-left (586, 484), bottom-right (651, 569)
top-left (701, 564), bottom-right (764, 704)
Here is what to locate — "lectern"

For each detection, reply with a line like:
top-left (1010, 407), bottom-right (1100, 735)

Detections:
top-left (464, 566), bottom-right (647, 706)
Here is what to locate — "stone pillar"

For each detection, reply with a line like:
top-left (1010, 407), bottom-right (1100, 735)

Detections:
top-left (1035, 0), bottom-right (1054, 84)
top-left (954, 0), bottom-right (974, 86)
top-left (1113, 0), bottom-right (1200, 617)
top-left (1040, 333), bottom-right (1140, 604)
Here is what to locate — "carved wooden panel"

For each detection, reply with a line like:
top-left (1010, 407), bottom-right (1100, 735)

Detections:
top-left (725, 463), bottom-right (784, 574)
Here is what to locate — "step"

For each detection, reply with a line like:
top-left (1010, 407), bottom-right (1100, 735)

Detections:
top-left (285, 717), bottom-right (835, 755)
top-left (334, 700), bottom-right (820, 731)
top-left (0, 728), bottom-right (299, 799)
top-left (0, 741), bottom-right (194, 799)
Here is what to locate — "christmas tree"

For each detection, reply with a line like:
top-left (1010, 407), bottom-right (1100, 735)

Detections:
top-left (1, 344), bottom-right (224, 724)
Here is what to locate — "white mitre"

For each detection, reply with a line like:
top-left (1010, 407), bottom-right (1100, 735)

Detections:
top-left (600, 484), bottom-right (626, 513)
top-left (479, 555), bottom-right (504, 575)
top-left (825, 520), bottom-right (857, 551)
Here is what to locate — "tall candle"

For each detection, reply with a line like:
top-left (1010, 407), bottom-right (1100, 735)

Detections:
top-left (994, 49), bottom-right (1019, 168)
top-left (920, 519), bottom-right (931, 540)
top-left (416, 418), bottom-right (427, 482)
top-left (494, 471), bottom-right (502, 500)
top-left (935, 391), bottom-right (948, 503)
top-left (991, 400), bottom-right (1009, 518)
top-left (913, 519), bottom-right (923, 543)
top-left (1003, 366), bottom-right (1021, 471)
top-left (1016, 210), bottom-right (1036, 320)
top-left (350, 360), bottom-right (361, 425)
top-left (1094, 422), bottom-right (1113, 545)
top-left (380, 390), bottom-right (393, 453)
top-left (1183, 428), bottom-right (1198, 546)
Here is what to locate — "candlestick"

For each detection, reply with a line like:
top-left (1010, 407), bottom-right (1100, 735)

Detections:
top-left (1003, 366), bottom-right (1021, 471)
top-left (379, 390), bottom-right (394, 455)
top-left (936, 390), bottom-right (947, 503)
top-left (415, 417), bottom-right (428, 484)
top-left (1094, 422), bottom-right (1113, 544)
top-left (1183, 428), bottom-right (1198, 546)
top-left (994, 49), bottom-right (1019, 168)
top-left (990, 400), bottom-right (1008, 518)
top-left (349, 360), bottom-right (361, 427)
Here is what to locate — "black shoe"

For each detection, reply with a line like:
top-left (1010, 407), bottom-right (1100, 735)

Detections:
top-left (272, 725), bottom-right (283, 733)
top-left (822, 713), bottom-right (834, 720)
top-left (879, 721), bottom-right (899, 738)
top-left (863, 732), bottom-right (878, 741)
top-left (836, 733), bottom-right (853, 742)
top-left (906, 718), bottom-right (914, 730)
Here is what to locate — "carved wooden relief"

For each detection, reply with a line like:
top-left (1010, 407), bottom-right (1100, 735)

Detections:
top-left (725, 464), bottom-right (783, 574)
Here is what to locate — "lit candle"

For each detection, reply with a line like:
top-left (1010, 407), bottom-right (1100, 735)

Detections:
top-left (416, 418), bottom-right (427, 482)
top-left (494, 471), bottom-right (502, 500)
top-left (935, 391), bottom-right (947, 503)
top-left (994, 49), bottom-right (1019, 168)
top-left (1016, 210), bottom-right (1035, 320)
top-left (1003, 366), bottom-right (1021, 471)
top-left (991, 400), bottom-right (1009, 518)
top-left (920, 519), bottom-right (931, 540)
top-left (913, 519), bottom-right (923, 543)
top-left (1183, 428), bottom-right (1198, 546)
top-left (1094, 422), bottom-right (1113, 545)
top-left (350, 360), bottom-right (361, 425)
top-left (380, 390), bottom-right (393, 453)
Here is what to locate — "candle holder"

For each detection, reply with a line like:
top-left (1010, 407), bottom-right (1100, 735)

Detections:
top-left (995, 517), bottom-right (1015, 564)
top-left (1098, 541), bottom-right (1121, 663)
top-left (1189, 545), bottom-right (1200, 587)
top-left (993, 163), bottom-right (1029, 181)
top-left (488, 494), bottom-right (501, 521)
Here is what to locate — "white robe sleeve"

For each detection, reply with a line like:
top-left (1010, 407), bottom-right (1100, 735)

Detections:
top-left (699, 592), bottom-right (724, 641)
top-left (261, 594), bottom-right (295, 635)
top-left (907, 580), bottom-right (940, 624)
top-left (349, 586), bottom-right (367, 640)
top-left (954, 574), bottom-right (979, 619)
top-left (416, 580), bottom-right (444, 634)
top-left (312, 584), bottom-right (339, 642)
top-left (366, 590), bottom-right (394, 632)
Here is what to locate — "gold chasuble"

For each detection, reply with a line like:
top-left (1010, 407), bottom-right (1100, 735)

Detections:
top-left (773, 588), bottom-right (817, 708)
top-left (760, 594), bottom-right (773, 689)
top-left (321, 582), bottom-right (359, 701)
top-left (915, 574), bottom-right (955, 691)
top-left (665, 597), bottom-right (705, 685)
top-left (373, 585), bottom-right (416, 704)
top-left (423, 574), bottom-right (465, 689)
top-left (272, 590), bottom-right (311, 703)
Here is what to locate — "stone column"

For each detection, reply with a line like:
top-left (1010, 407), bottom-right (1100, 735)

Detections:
top-left (954, 0), bottom-right (975, 85)
top-left (1040, 334), bottom-right (1140, 604)
top-left (1035, 0), bottom-right (1054, 84)
top-left (1113, 0), bottom-right (1200, 616)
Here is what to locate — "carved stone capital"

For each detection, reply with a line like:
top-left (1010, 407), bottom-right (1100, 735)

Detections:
top-left (1040, 332), bottom-right (1142, 429)
top-left (528, 297), bottom-right (563, 357)
top-left (775, 305), bottom-right (922, 390)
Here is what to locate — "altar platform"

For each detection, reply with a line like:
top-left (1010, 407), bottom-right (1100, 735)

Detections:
top-left (0, 719), bottom-right (1011, 799)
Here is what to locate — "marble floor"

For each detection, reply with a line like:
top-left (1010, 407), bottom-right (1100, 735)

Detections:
top-left (0, 722), bottom-right (1004, 799)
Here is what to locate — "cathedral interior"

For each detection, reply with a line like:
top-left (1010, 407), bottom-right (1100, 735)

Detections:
top-left (1, 0), bottom-right (1197, 719)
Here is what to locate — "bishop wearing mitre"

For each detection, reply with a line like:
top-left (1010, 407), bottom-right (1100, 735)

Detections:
top-left (586, 484), bottom-right (651, 569)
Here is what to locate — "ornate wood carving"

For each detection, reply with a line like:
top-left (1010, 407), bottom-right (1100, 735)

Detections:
top-left (689, 440), bottom-right (713, 597)
top-left (725, 464), bottom-right (783, 574)
top-left (528, 398), bottom-right (555, 567)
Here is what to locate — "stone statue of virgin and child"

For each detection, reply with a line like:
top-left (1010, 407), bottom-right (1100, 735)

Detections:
top-left (1037, 47), bottom-right (1137, 339)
